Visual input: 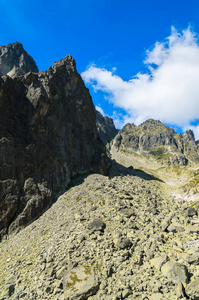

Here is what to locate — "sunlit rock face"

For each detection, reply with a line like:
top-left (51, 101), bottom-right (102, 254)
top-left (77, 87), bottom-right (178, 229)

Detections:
top-left (0, 42), bottom-right (39, 78)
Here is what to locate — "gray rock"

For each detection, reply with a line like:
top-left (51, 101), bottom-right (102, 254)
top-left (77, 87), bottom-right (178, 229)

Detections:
top-left (119, 208), bottom-right (134, 218)
top-left (162, 262), bottom-right (189, 284)
top-left (114, 236), bottom-right (132, 249)
top-left (185, 239), bottom-right (199, 249)
top-left (185, 225), bottom-right (198, 234)
top-left (63, 265), bottom-right (100, 299)
top-left (149, 293), bottom-right (164, 300)
top-left (161, 219), bottom-right (170, 231)
top-left (185, 253), bottom-right (199, 265)
top-left (186, 278), bottom-right (199, 300)
top-left (122, 288), bottom-right (132, 298)
top-left (167, 222), bottom-right (184, 233)
top-left (150, 254), bottom-right (167, 270)
top-left (88, 219), bottom-right (106, 232)
top-left (186, 207), bottom-right (197, 217)
top-left (1, 284), bottom-right (15, 297)
top-left (1, 275), bottom-right (17, 297)
top-left (176, 282), bottom-right (187, 299)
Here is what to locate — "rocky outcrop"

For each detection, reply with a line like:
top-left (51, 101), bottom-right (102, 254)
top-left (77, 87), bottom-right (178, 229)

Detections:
top-left (0, 45), bottom-right (107, 238)
top-left (96, 110), bottom-right (118, 145)
top-left (0, 42), bottom-right (39, 77)
top-left (112, 119), bottom-right (199, 165)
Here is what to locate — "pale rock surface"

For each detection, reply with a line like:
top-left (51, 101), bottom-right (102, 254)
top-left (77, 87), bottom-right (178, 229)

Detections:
top-left (0, 42), bottom-right (38, 77)
top-left (162, 261), bottom-right (189, 284)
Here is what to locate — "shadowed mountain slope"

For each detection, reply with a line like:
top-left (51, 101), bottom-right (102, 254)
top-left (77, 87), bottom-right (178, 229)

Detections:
top-left (0, 43), bottom-right (107, 238)
top-left (96, 110), bottom-right (118, 145)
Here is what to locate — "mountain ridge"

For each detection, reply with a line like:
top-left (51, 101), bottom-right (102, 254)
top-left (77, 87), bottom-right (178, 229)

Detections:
top-left (111, 119), bottom-right (199, 166)
top-left (0, 42), bottom-right (107, 239)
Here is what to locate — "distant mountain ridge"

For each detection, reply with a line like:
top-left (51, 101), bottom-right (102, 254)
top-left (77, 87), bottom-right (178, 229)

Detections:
top-left (112, 119), bottom-right (199, 165)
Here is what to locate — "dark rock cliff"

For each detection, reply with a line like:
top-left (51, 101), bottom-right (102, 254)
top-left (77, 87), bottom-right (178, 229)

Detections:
top-left (96, 110), bottom-right (118, 145)
top-left (0, 44), bottom-right (107, 238)
top-left (112, 119), bottom-right (199, 166)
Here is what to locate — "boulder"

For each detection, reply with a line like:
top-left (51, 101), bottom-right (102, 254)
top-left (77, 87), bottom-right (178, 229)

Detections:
top-left (114, 236), bottom-right (132, 249)
top-left (150, 254), bottom-right (167, 270)
top-left (87, 219), bottom-right (106, 233)
top-left (186, 207), bottom-right (197, 217)
top-left (167, 222), bottom-right (184, 233)
top-left (162, 262), bottom-right (189, 284)
top-left (63, 265), bottom-right (100, 299)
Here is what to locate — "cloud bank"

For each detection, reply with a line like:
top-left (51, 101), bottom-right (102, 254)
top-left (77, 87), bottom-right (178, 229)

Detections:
top-left (82, 27), bottom-right (199, 139)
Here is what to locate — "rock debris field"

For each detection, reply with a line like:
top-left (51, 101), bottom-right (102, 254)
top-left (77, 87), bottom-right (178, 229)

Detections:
top-left (1, 161), bottom-right (199, 299)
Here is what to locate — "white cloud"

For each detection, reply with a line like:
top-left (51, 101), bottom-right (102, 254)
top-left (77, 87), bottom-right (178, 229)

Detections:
top-left (81, 26), bottom-right (199, 139)
top-left (95, 105), bottom-right (104, 115)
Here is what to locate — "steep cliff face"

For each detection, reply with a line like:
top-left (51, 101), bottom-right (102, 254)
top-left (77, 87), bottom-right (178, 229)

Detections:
top-left (112, 119), bottom-right (199, 165)
top-left (0, 42), bottom-right (39, 78)
top-left (96, 110), bottom-right (118, 145)
top-left (0, 46), bottom-right (107, 238)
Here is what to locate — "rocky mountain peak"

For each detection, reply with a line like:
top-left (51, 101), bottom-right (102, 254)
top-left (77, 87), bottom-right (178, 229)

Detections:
top-left (52, 54), bottom-right (76, 70)
top-left (112, 119), bottom-right (199, 166)
top-left (183, 129), bottom-right (195, 141)
top-left (0, 41), bottom-right (39, 78)
top-left (139, 119), bottom-right (175, 134)
top-left (0, 42), bottom-right (107, 239)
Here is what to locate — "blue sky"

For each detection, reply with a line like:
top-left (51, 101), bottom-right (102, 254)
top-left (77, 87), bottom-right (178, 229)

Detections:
top-left (1, 0), bottom-right (199, 138)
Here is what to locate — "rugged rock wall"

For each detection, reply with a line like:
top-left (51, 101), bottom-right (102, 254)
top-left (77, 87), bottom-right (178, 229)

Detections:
top-left (0, 44), bottom-right (107, 238)
top-left (112, 119), bottom-right (199, 165)
top-left (96, 110), bottom-right (118, 145)
top-left (0, 42), bottom-right (39, 78)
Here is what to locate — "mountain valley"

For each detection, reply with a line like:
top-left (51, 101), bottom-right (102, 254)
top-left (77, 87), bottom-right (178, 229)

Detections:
top-left (1, 43), bottom-right (199, 300)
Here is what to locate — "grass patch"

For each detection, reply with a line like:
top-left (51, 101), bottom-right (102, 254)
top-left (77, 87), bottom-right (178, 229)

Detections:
top-left (193, 169), bottom-right (199, 176)
top-left (190, 201), bottom-right (198, 208)
top-left (160, 152), bottom-right (172, 159)
top-left (76, 198), bottom-right (82, 202)
top-left (149, 147), bottom-right (167, 159)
